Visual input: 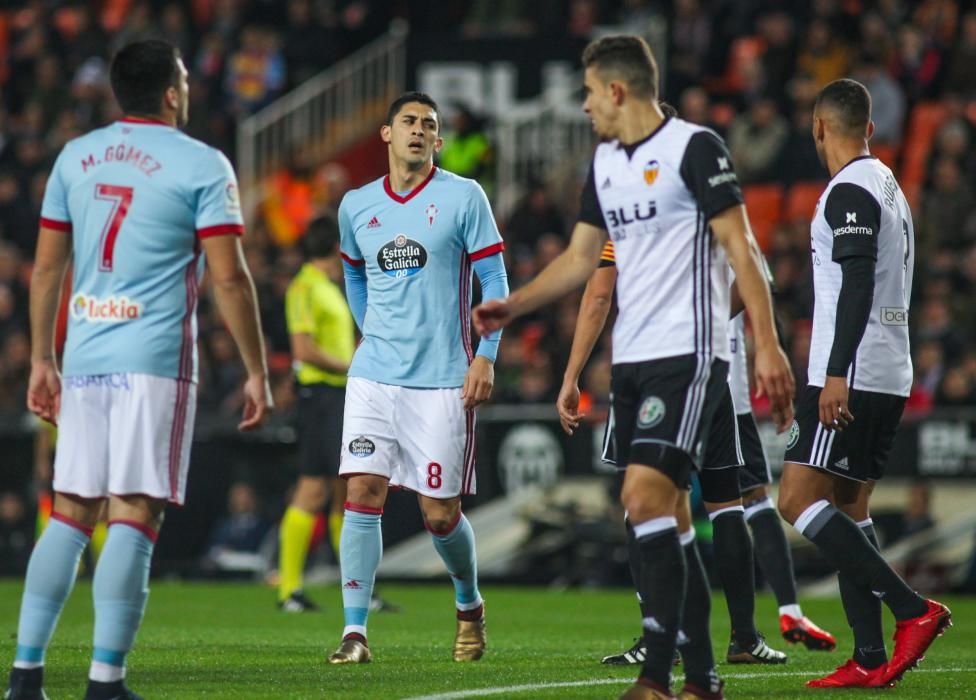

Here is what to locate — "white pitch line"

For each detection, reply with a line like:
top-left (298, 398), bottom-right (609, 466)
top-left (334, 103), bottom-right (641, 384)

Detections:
top-left (399, 667), bottom-right (976, 700)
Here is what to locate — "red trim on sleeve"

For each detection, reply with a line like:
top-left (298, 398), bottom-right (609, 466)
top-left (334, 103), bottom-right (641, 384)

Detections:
top-left (41, 217), bottom-right (72, 233)
top-left (468, 242), bottom-right (505, 261)
top-left (197, 223), bottom-right (244, 239)
top-left (383, 166), bottom-right (438, 204)
top-left (341, 252), bottom-right (365, 267)
top-left (51, 512), bottom-right (94, 537)
top-left (344, 501), bottom-right (384, 516)
top-left (109, 519), bottom-right (159, 543)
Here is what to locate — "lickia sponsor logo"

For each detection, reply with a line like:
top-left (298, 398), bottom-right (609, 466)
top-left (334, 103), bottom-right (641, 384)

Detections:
top-left (70, 293), bottom-right (143, 322)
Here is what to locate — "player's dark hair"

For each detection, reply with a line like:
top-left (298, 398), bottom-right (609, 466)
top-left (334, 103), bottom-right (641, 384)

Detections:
top-left (386, 91), bottom-right (440, 129)
top-left (304, 214), bottom-right (340, 259)
top-left (110, 40), bottom-right (182, 116)
top-left (815, 78), bottom-right (872, 137)
top-left (659, 101), bottom-right (678, 118)
top-left (582, 35), bottom-right (659, 100)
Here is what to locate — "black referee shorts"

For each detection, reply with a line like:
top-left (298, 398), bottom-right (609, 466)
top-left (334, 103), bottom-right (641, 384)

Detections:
top-left (295, 382), bottom-right (345, 478)
top-left (606, 354), bottom-right (730, 490)
top-left (784, 385), bottom-right (905, 482)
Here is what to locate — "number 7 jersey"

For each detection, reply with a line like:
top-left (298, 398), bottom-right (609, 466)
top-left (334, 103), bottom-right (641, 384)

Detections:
top-left (40, 117), bottom-right (244, 382)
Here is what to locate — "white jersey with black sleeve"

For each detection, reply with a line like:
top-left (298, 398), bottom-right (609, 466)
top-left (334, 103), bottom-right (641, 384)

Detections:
top-left (807, 156), bottom-right (915, 396)
top-left (578, 117), bottom-right (743, 365)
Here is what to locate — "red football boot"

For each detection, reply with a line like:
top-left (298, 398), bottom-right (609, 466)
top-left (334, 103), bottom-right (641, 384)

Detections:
top-left (884, 599), bottom-right (952, 685)
top-left (780, 614), bottom-right (837, 651)
top-left (805, 659), bottom-right (892, 688)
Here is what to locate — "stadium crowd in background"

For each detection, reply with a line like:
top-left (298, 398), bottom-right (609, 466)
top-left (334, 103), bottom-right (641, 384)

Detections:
top-left (0, 1), bottom-right (975, 492)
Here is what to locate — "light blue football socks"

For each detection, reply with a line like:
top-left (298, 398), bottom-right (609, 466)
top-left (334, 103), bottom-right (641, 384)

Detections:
top-left (14, 516), bottom-right (91, 668)
top-left (340, 506), bottom-right (383, 640)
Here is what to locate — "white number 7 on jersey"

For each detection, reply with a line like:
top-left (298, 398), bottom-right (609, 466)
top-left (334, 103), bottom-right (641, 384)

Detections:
top-left (95, 183), bottom-right (133, 272)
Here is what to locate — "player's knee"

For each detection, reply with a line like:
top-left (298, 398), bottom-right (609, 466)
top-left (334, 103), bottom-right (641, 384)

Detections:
top-left (293, 477), bottom-right (328, 511)
top-left (620, 483), bottom-right (671, 523)
top-left (776, 488), bottom-right (807, 525)
top-left (345, 476), bottom-right (387, 510)
top-left (420, 497), bottom-right (460, 535)
top-left (742, 485), bottom-right (767, 506)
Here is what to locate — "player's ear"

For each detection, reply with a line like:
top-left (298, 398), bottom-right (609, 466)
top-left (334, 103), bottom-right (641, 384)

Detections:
top-left (609, 80), bottom-right (625, 106)
top-left (433, 135), bottom-right (444, 153)
top-left (380, 124), bottom-right (392, 144)
top-left (164, 85), bottom-right (179, 112)
top-left (866, 119), bottom-right (875, 141)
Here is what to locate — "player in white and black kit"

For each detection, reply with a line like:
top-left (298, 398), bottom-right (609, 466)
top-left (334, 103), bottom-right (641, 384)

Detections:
top-left (777, 79), bottom-right (951, 690)
top-left (473, 36), bottom-right (794, 700)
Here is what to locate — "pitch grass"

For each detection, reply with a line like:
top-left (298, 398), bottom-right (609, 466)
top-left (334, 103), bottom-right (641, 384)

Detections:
top-left (0, 581), bottom-right (972, 699)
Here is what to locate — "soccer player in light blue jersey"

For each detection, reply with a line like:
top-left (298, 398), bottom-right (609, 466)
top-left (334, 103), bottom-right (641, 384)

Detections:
top-left (327, 92), bottom-right (509, 664)
top-left (4, 40), bottom-right (272, 700)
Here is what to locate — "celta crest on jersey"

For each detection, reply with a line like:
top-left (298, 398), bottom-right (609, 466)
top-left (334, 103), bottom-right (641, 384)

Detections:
top-left (425, 203), bottom-right (439, 226)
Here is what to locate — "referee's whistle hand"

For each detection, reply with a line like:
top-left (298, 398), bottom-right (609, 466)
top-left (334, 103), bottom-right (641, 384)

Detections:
top-left (472, 299), bottom-right (512, 336)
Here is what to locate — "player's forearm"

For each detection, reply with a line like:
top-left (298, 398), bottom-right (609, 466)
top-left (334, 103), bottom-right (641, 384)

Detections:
top-left (564, 278), bottom-right (613, 384)
top-left (508, 241), bottom-right (601, 319)
top-left (826, 256), bottom-right (875, 377)
top-left (212, 271), bottom-right (269, 377)
top-left (342, 262), bottom-right (367, 330)
top-left (29, 263), bottom-right (67, 362)
top-left (295, 345), bottom-right (349, 374)
top-left (473, 254), bottom-right (509, 361)
top-left (719, 225), bottom-right (777, 349)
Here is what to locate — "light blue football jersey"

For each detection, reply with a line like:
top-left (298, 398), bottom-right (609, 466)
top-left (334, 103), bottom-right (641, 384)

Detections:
top-left (41, 117), bottom-right (244, 382)
top-left (339, 167), bottom-right (504, 388)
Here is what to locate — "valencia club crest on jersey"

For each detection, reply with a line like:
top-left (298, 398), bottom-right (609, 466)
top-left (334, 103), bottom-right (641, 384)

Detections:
top-left (643, 160), bottom-right (660, 186)
top-left (425, 203), bottom-right (438, 227)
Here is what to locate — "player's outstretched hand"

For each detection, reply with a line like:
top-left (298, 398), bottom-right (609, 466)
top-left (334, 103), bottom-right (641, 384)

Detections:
top-left (239, 373), bottom-right (273, 431)
top-left (556, 381), bottom-right (583, 435)
top-left (753, 343), bottom-right (796, 433)
top-left (27, 359), bottom-right (61, 426)
top-left (472, 298), bottom-right (513, 336)
top-left (462, 356), bottom-right (494, 410)
top-left (818, 375), bottom-right (853, 431)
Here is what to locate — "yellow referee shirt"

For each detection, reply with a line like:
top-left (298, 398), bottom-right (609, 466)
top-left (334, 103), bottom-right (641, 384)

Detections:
top-left (285, 263), bottom-right (355, 387)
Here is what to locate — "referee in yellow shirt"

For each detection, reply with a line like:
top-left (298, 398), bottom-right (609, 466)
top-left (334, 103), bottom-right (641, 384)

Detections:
top-left (278, 214), bottom-right (355, 611)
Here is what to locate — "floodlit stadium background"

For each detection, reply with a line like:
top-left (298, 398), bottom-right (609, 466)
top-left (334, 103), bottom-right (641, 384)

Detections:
top-left (0, 1), bottom-right (975, 596)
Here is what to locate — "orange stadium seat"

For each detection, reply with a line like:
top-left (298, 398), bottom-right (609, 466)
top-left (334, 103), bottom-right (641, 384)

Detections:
top-left (900, 101), bottom-right (947, 193)
top-left (785, 182), bottom-right (824, 224)
top-left (742, 184), bottom-right (784, 251)
top-left (873, 143), bottom-right (898, 169)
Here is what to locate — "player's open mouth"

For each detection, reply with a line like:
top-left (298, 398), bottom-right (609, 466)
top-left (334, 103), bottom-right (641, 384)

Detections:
top-left (408, 140), bottom-right (423, 150)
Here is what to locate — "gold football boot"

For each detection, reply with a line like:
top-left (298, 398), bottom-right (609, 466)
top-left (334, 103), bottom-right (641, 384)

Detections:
top-left (327, 637), bottom-right (372, 664)
top-left (453, 605), bottom-right (486, 661)
top-left (618, 683), bottom-right (673, 700)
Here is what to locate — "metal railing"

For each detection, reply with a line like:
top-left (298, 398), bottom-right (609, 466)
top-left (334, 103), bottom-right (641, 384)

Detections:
top-left (493, 90), bottom-right (594, 219)
top-left (235, 25), bottom-right (408, 222)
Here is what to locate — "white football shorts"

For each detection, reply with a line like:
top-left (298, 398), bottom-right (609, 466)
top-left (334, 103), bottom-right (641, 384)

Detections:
top-left (339, 377), bottom-right (476, 497)
top-left (53, 372), bottom-right (197, 505)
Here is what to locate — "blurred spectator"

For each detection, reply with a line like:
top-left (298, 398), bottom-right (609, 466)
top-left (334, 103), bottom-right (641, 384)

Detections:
top-left (727, 97), bottom-right (789, 183)
top-left (757, 11), bottom-right (797, 107)
top-left (224, 25), bottom-right (285, 115)
top-left (679, 87), bottom-right (720, 132)
top-left (888, 481), bottom-right (936, 544)
top-left (202, 482), bottom-right (271, 574)
top-left (943, 12), bottom-right (976, 98)
top-left (775, 107), bottom-right (828, 184)
top-left (439, 103), bottom-right (494, 196)
top-left (263, 148), bottom-right (316, 247)
top-left (891, 24), bottom-right (942, 100)
top-left (921, 157), bottom-right (975, 252)
top-left (0, 491), bottom-right (32, 576)
top-left (852, 56), bottom-right (905, 145)
top-left (505, 181), bottom-right (565, 254)
top-left (796, 18), bottom-right (851, 89)
top-left (915, 340), bottom-right (946, 398)
top-left (916, 296), bottom-right (968, 365)
top-left (935, 364), bottom-right (976, 406)
top-left (282, 0), bottom-right (338, 87)
top-left (668, 0), bottom-right (712, 97)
